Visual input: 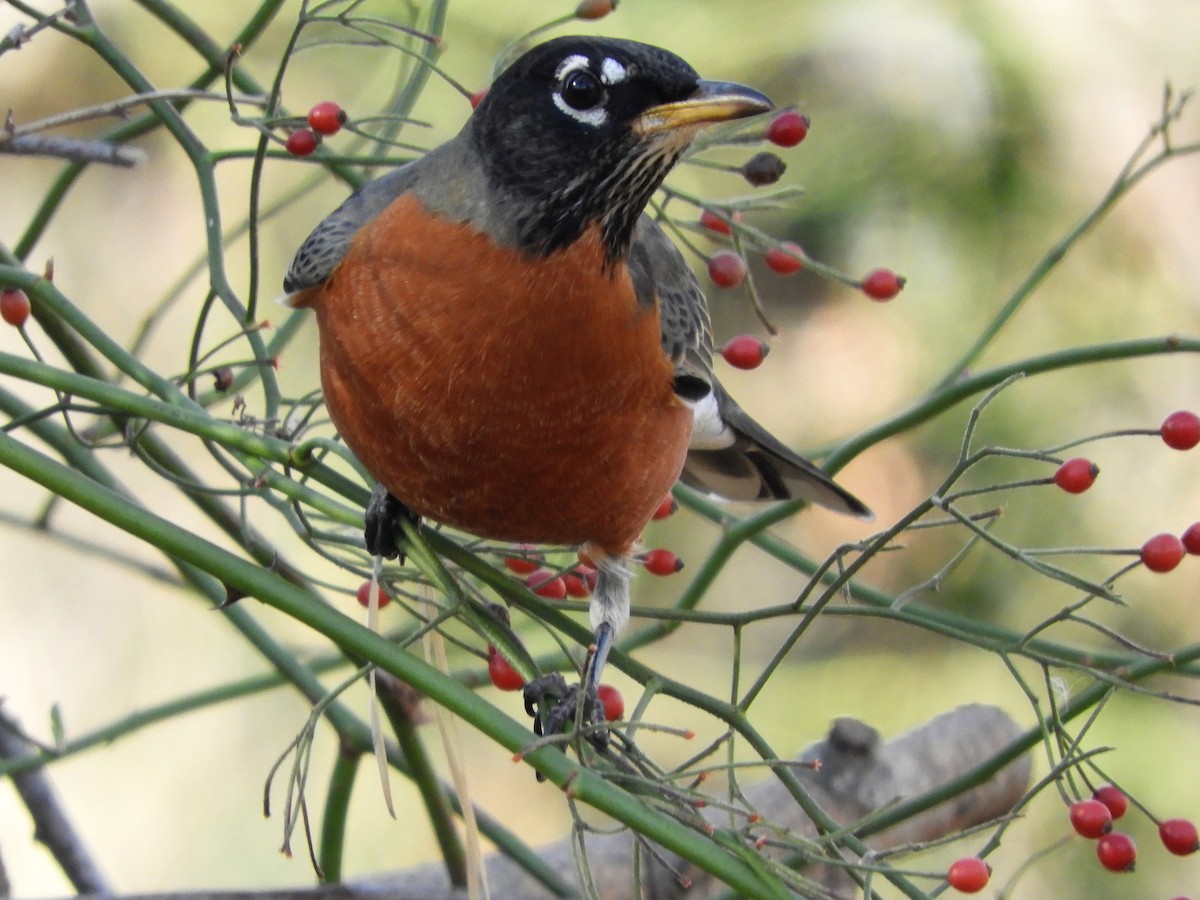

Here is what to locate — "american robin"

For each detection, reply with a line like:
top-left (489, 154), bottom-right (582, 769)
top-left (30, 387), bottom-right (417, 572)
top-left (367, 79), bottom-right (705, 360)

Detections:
top-left (285, 35), bottom-right (870, 735)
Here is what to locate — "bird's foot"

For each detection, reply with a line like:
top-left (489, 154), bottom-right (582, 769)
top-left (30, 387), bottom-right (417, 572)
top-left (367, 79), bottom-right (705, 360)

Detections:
top-left (364, 485), bottom-right (419, 560)
top-left (524, 672), bottom-right (610, 751)
top-left (523, 623), bottom-right (616, 753)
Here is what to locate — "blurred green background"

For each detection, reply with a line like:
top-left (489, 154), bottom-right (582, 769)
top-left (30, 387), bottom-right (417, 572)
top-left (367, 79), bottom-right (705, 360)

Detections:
top-left (2, 0), bottom-right (1199, 897)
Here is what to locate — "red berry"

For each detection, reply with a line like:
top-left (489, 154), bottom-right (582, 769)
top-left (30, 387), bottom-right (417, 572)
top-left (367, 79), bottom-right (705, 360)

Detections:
top-left (642, 548), bottom-right (683, 576)
top-left (766, 110), bottom-right (809, 147)
top-left (574, 0), bottom-right (615, 19)
top-left (1093, 785), bottom-right (1129, 820)
top-left (721, 334), bottom-right (768, 370)
top-left (486, 645), bottom-right (525, 691)
top-left (1, 288), bottom-right (31, 327)
top-left (1096, 831), bottom-right (1136, 872)
top-left (469, 88), bottom-right (489, 109)
top-left (575, 564), bottom-right (598, 591)
top-left (355, 580), bottom-right (391, 609)
top-left (562, 571), bottom-right (592, 598)
top-left (306, 101), bottom-right (347, 135)
top-left (1054, 457), bottom-right (1098, 494)
top-left (707, 250), bottom-right (747, 288)
top-left (860, 267), bottom-right (905, 301)
top-left (1183, 522), bottom-right (1200, 555)
top-left (525, 569), bottom-right (567, 600)
top-left (1141, 533), bottom-right (1186, 573)
top-left (764, 242), bottom-right (804, 275)
top-left (285, 128), bottom-right (319, 156)
top-left (945, 856), bottom-right (990, 893)
top-left (1161, 410), bottom-right (1200, 450)
top-left (503, 550), bottom-right (539, 575)
top-left (1069, 799), bottom-right (1113, 838)
top-left (597, 684), bottom-right (624, 720)
top-left (699, 208), bottom-right (739, 235)
top-left (652, 493), bottom-right (677, 520)
top-left (1159, 818), bottom-right (1199, 856)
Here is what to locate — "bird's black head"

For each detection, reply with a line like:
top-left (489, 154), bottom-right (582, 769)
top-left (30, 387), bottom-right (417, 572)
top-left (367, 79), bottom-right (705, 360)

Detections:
top-left (471, 36), bottom-right (773, 263)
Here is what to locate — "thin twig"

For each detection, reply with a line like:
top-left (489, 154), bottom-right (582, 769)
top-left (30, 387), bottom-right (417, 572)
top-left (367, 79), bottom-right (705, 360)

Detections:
top-left (0, 133), bottom-right (146, 166)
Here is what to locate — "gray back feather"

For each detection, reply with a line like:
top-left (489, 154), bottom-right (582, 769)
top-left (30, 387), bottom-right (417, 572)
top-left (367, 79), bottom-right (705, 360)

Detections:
top-left (284, 164), bottom-right (422, 292)
top-left (628, 215), bottom-right (714, 395)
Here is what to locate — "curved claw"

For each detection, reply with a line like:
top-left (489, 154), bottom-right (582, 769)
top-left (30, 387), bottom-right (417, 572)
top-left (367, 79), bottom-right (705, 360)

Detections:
top-left (524, 672), bottom-right (569, 730)
top-left (523, 673), bottom-right (609, 750)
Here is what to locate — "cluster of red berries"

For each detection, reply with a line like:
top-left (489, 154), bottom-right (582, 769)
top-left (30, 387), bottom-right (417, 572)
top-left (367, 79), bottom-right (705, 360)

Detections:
top-left (1069, 787), bottom-right (1135, 872)
top-left (505, 545), bottom-right (683, 592)
top-left (500, 496), bottom-right (681, 595)
top-left (1135, 411), bottom-right (1200, 573)
top-left (1021, 415), bottom-right (1197, 494)
top-left (695, 109), bottom-right (904, 300)
top-left (485, 489), bottom-right (675, 706)
top-left (697, 217), bottom-right (803, 279)
top-left (1051, 411), bottom-right (1200, 574)
top-left (285, 101), bottom-right (348, 157)
top-left (702, 240), bottom-right (904, 303)
top-left (1140, 529), bottom-right (1196, 573)
top-left (1067, 784), bottom-right (1198, 876)
top-left (505, 562), bottom-right (596, 601)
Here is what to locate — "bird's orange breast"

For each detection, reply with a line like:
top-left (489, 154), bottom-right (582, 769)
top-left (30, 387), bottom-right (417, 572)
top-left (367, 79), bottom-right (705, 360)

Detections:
top-left (299, 193), bottom-right (692, 554)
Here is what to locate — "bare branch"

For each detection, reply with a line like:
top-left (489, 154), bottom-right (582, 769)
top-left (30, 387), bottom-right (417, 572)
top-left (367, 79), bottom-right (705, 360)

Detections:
top-left (0, 706), bottom-right (112, 895)
top-left (0, 133), bottom-right (147, 166)
top-left (3, 89), bottom-right (266, 138)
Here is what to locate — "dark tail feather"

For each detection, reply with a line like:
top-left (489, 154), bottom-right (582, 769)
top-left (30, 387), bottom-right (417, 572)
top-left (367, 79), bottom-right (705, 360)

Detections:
top-left (681, 387), bottom-right (872, 519)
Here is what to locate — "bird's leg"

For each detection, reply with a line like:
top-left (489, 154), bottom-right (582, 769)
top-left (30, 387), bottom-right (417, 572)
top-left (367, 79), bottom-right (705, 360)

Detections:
top-left (363, 484), bottom-right (419, 560)
top-left (585, 621), bottom-right (614, 695)
top-left (524, 548), bottom-right (630, 750)
top-left (583, 550), bottom-right (631, 689)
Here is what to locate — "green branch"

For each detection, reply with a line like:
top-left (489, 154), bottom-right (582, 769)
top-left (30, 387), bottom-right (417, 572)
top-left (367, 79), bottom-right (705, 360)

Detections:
top-left (0, 429), bottom-right (794, 899)
top-left (824, 335), bottom-right (1200, 473)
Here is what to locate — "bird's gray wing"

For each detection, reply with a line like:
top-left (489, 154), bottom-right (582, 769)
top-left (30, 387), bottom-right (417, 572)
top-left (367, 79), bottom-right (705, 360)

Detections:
top-left (283, 162), bottom-right (422, 293)
top-left (629, 214), bottom-right (714, 401)
top-left (630, 215), bottom-right (871, 518)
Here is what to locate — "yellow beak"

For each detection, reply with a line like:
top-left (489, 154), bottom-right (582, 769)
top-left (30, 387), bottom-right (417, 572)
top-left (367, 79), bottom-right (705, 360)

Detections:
top-left (634, 80), bottom-right (774, 135)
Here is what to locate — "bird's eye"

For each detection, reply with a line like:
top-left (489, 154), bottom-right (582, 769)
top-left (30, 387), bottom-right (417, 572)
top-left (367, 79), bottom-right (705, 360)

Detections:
top-left (560, 70), bottom-right (605, 110)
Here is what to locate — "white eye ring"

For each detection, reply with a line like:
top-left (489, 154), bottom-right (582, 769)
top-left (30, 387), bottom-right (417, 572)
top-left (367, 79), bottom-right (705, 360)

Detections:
top-left (552, 55), bottom-right (609, 127)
